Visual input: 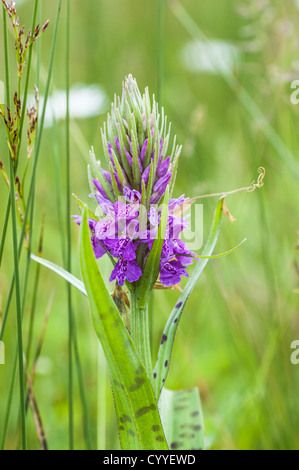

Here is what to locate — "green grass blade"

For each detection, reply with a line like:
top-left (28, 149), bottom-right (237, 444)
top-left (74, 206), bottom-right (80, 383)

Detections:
top-left (9, 157), bottom-right (27, 450)
top-left (159, 388), bottom-right (204, 451)
top-left (0, 0), bottom-right (63, 342)
top-left (153, 198), bottom-right (224, 398)
top-left (0, 195), bottom-right (10, 266)
top-left (16, 0), bottom-right (39, 165)
top-left (52, 112), bottom-right (66, 261)
top-left (0, 0), bottom-right (39, 265)
top-left (80, 208), bottom-right (168, 450)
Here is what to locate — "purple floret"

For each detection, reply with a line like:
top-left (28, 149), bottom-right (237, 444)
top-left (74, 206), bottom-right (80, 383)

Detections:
top-left (109, 257), bottom-right (143, 286)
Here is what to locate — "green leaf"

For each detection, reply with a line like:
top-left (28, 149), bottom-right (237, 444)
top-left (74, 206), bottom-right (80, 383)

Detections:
top-left (31, 254), bottom-right (87, 296)
top-left (159, 388), bottom-right (204, 451)
top-left (72, 193), bottom-right (97, 219)
top-left (80, 208), bottom-right (168, 450)
top-left (135, 186), bottom-right (169, 307)
top-left (153, 198), bottom-right (224, 398)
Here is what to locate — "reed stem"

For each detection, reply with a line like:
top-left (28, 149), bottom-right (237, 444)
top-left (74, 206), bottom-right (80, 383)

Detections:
top-left (65, 0), bottom-right (74, 450)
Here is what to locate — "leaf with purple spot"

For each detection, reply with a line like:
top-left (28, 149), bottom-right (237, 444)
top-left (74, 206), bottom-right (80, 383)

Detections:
top-left (159, 388), bottom-right (205, 451)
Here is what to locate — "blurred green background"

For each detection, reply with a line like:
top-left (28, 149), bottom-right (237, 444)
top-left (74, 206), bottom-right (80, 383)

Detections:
top-left (1, 0), bottom-right (299, 450)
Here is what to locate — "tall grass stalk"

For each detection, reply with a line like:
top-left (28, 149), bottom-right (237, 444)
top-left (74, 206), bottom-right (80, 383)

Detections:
top-left (0, 0), bottom-right (39, 266)
top-left (25, 0), bottom-right (42, 367)
top-left (0, 7), bottom-right (10, 268)
top-left (52, 99), bottom-right (92, 451)
top-left (52, 114), bottom-right (66, 260)
top-left (2, 0), bottom-right (26, 449)
top-left (0, 2), bottom-right (62, 448)
top-left (0, 7), bottom-right (11, 266)
top-left (73, 320), bottom-right (92, 449)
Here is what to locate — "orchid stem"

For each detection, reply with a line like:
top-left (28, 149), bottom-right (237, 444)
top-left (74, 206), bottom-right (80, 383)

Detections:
top-left (130, 293), bottom-right (153, 382)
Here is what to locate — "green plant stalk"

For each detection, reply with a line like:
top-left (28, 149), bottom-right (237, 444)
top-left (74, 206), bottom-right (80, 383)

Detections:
top-left (80, 209), bottom-right (168, 450)
top-left (0, 0), bottom-right (62, 341)
top-left (0, 348), bottom-right (18, 450)
top-left (0, 6), bottom-right (60, 439)
top-left (52, 113), bottom-right (66, 260)
top-left (169, 0), bottom-right (299, 183)
top-left (130, 292), bottom-right (153, 382)
top-left (0, 0), bottom-right (39, 265)
top-left (2, 0), bottom-right (26, 450)
top-left (0, 243), bottom-right (38, 449)
top-left (46, 120), bottom-right (92, 449)
top-left (2, 4), bottom-right (10, 100)
top-left (9, 157), bottom-right (27, 450)
top-left (31, 217), bottom-right (167, 449)
top-left (73, 321), bottom-right (92, 450)
top-left (153, 198), bottom-right (224, 399)
top-left (26, 261), bottom-right (40, 363)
